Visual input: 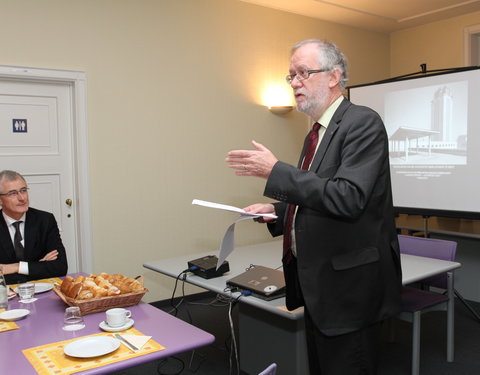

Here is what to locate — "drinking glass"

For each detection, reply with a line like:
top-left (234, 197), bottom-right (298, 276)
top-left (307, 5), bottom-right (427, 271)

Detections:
top-left (62, 306), bottom-right (85, 331)
top-left (18, 283), bottom-right (35, 303)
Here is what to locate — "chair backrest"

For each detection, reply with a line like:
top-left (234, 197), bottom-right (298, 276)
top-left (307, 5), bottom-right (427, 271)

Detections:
top-left (258, 363), bottom-right (277, 375)
top-left (398, 235), bottom-right (457, 289)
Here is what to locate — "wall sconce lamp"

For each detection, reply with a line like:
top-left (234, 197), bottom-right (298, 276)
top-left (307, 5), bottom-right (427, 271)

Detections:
top-left (263, 83), bottom-right (293, 115)
top-left (268, 105), bottom-right (293, 114)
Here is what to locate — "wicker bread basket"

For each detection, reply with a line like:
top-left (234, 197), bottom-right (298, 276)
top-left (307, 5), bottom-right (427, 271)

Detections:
top-left (53, 277), bottom-right (148, 315)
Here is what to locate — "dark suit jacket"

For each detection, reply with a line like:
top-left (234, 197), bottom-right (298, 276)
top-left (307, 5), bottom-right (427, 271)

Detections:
top-left (265, 98), bottom-right (402, 336)
top-left (0, 207), bottom-right (68, 284)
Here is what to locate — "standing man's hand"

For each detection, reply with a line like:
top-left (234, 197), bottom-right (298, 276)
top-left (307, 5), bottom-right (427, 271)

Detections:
top-left (226, 140), bottom-right (278, 179)
top-left (243, 203), bottom-right (276, 223)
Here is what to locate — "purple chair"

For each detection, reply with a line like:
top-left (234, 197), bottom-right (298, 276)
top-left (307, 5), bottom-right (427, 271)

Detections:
top-left (397, 235), bottom-right (457, 375)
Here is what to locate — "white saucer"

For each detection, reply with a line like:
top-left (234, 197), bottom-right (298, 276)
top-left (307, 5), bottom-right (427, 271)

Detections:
top-left (0, 309), bottom-right (30, 321)
top-left (99, 318), bottom-right (134, 332)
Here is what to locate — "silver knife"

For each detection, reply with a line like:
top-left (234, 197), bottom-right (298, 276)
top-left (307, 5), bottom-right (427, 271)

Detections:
top-left (114, 333), bottom-right (138, 351)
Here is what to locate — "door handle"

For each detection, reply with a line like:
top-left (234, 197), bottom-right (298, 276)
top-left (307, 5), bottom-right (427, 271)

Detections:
top-left (65, 199), bottom-right (72, 207)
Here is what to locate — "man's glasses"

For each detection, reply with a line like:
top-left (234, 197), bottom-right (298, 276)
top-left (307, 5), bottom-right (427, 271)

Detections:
top-left (0, 187), bottom-right (29, 198)
top-left (285, 68), bottom-right (329, 84)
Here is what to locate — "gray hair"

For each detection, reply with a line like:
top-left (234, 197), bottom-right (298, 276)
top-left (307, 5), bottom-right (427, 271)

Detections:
top-left (291, 39), bottom-right (348, 89)
top-left (0, 170), bottom-right (26, 193)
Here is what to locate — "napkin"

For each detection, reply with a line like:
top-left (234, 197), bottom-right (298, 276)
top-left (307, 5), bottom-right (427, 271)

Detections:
top-left (120, 334), bottom-right (152, 350)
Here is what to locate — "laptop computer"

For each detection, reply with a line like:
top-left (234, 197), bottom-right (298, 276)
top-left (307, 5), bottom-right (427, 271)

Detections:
top-left (226, 265), bottom-right (286, 301)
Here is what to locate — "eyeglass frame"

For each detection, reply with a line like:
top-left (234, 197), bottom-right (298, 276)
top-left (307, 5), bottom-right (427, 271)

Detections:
top-left (0, 187), bottom-right (29, 198)
top-left (285, 68), bottom-right (330, 84)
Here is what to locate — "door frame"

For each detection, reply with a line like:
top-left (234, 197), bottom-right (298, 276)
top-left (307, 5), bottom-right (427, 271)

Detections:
top-left (464, 24), bottom-right (480, 65)
top-left (0, 64), bottom-right (93, 273)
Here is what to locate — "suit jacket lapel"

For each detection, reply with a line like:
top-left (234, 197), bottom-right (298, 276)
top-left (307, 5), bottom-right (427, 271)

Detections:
top-left (310, 98), bottom-right (351, 172)
top-left (24, 210), bottom-right (37, 260)
top-left (0, 210), bottom-right (17, 261)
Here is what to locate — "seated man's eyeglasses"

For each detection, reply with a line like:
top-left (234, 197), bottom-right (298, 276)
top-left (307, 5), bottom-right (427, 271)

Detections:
top-left (285, 68), bottom-right (329, 84)
top-left (0, 187), bottom-right (29, 198)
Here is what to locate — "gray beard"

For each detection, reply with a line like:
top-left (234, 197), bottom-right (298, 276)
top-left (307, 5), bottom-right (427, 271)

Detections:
top-left (296, 93), bottom-right (328, 119)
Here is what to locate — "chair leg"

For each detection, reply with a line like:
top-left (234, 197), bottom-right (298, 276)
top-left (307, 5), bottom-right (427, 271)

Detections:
top-left (411, 311), bottom-right (421, 375)
top-left (447, 273), bottom-right (455, 362)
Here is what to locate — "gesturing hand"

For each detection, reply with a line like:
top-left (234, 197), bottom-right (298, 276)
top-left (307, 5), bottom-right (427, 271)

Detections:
top-left (226, 140), bottom-right (278, 179)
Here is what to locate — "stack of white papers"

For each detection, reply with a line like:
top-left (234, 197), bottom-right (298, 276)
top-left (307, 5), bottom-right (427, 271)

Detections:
top-left (192, 199), bottom-right (277, 269)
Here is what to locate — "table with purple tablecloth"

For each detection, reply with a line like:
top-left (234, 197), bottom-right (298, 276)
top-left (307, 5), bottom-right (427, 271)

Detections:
top-left (1, 277), bottom-right (215, 375)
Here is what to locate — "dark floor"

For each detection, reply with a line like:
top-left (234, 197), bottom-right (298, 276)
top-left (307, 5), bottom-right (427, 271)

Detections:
top-left (115, 293), bottom-right (480, 375)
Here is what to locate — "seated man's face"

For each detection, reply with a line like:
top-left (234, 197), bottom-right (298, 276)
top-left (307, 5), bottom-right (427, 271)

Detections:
top-left (0, 178), bottom-right (30, 220)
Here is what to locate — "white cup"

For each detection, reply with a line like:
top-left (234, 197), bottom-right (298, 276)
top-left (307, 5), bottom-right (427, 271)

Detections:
top-left (106, 308), bottom-right (132, 327)
top-left (18, 283), bottom-right (35, 302)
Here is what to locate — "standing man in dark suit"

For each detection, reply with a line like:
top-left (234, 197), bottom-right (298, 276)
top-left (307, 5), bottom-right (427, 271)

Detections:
top-left (226, 39), bottom-right (402, 374)
top-left (0, 170), bottom-right (68, 284)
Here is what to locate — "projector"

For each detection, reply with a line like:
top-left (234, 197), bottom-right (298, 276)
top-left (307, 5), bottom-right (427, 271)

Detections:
top-left (187, 255), bottom-right (230, 279)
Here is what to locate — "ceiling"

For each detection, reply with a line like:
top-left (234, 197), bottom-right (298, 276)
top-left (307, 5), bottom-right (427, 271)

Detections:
top-left (239, 0), bottom-right (480, 33)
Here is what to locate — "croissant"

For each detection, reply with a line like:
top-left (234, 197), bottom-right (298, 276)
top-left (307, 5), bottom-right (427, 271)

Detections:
top-left (77, 289), bottom-right (94, 300)
top-left (94, 275), bottom-right (120, 295)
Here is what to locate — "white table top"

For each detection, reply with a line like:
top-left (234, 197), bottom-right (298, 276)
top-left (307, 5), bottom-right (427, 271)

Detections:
top-left (144, 240), bottom-right (461, 320)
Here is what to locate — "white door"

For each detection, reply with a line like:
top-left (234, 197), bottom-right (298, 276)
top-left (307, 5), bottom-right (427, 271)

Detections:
top-left (0, 78), bottom-right (79, 272)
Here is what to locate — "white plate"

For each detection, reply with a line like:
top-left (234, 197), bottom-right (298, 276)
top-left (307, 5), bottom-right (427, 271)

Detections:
top-left (99, 318), bottom-right (134, 332)
top-left (0, 309), bottom-right (30, 321)
top-left (33, 283), bottom-right (54, 293)
top-left (64, 336), bottom-right (120, 358)
top-left (13, 283), bottom-right (53, 294)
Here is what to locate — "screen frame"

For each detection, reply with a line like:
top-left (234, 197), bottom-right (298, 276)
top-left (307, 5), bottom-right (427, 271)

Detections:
top-left (347, 66), bottom-right (480, 220)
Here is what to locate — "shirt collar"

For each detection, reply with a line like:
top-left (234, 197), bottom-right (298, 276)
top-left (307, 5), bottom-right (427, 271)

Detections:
top-left (2, 211), bottom-right (26, 226)
top-left (316, 95), bottom-right (344, 129)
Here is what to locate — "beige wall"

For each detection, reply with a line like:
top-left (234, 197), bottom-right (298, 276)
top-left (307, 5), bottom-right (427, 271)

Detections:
top-left (1, 0), bottom-right (389, 301)
top-left (390, 11), bottom-right (480, 76)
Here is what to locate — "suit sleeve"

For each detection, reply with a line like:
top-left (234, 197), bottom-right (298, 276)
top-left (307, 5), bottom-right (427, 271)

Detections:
top-left (264, 107), bottom-right (389, 220)
top-left (27, 213), bottom-right (68, 279)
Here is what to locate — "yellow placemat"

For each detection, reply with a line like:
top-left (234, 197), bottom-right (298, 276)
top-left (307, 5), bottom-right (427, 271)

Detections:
top-left (0, 309), bottom-right (20, 332)
top-left (9, 277), bottom-right (63, 290)
top-left (23, 328), bottom-right (165, 375)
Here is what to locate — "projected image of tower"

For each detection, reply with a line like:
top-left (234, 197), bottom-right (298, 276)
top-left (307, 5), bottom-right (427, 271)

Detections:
top-left (431, 86), bottom-right (453, 142)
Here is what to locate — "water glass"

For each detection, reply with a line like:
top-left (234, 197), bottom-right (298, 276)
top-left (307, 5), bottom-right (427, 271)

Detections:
top-left (18, 283), bottom-right (35, 303)
top-left (62, 306), bottom-right (85, 331)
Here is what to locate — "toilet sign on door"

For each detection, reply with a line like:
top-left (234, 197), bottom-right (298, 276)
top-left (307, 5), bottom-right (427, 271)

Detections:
top-left (13, 119), bottom-right (28, 133)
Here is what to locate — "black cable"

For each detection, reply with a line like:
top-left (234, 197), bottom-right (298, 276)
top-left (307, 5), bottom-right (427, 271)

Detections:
top-left (156, 356), bottom-right (185, 375)
top-left (170, 269), bottom-right (189, 316)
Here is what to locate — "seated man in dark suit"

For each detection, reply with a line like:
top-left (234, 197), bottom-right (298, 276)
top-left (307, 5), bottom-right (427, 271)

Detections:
top-left (0, 170), bottom-right (68, 284)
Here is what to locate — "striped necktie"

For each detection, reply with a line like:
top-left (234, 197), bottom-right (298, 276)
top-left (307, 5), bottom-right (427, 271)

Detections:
top-left (282, 123), bottom-right (321, 264)
top-left (12, 221), bottom-right (25, 261)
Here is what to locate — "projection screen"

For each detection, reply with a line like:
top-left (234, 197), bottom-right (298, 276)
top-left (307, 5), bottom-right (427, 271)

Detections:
top-left (348, 67), bottom-right (480, 219)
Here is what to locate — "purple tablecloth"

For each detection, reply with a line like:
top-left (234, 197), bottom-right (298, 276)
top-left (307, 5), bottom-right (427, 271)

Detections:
top-left (1, 280), bottom-right (214, 374)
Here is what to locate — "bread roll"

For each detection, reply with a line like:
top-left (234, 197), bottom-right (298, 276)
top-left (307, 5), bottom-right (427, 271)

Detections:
top-left (67, 282), bottom-right (83, 299)
top-left (60, 276), bottom-right (74, 295)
